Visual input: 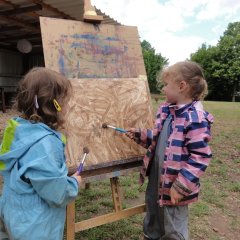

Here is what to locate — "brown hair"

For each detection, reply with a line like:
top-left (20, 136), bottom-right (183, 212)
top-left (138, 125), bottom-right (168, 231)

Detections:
top-left (16, 67), bottom-right (72, 130)
top-left (161, 61), bottom-right (208, 100)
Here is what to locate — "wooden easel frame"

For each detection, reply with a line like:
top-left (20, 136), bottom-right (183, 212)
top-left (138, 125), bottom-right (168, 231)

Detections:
top-left (66, 160), bottom-right (146, 239)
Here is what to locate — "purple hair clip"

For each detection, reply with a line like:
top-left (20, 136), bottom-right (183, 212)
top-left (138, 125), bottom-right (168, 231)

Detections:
top-left (34, 95), bottom-right (39, 109)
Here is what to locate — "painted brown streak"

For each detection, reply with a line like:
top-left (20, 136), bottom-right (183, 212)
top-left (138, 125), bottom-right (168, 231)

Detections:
top-left (63, 78), bottom-right (153, 169)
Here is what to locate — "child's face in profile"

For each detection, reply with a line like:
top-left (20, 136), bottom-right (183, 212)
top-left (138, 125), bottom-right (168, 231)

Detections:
top-left (162, 77), bottom-right (182, 104)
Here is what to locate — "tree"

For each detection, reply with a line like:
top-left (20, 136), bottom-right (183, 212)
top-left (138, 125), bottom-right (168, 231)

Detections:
top-left (191, 22), bottom-right (240, 101)
top-left (141, 40), bottom-right (168, 93)
top-left (190, 44), bottom-right (231, 101)
top-left (215, 22), bottom-right (240, 101)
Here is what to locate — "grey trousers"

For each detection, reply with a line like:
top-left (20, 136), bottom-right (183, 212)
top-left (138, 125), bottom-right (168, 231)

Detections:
top-left (143, 200), bottom-right (189, 240)
top-left (143, 114), bottom-right (189, 240)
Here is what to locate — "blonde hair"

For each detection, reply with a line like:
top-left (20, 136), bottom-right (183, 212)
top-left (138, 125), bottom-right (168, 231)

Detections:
top-left (161, 61), bottom-right (208, 100)
top-left (16, 67), bottom-right (72, 130)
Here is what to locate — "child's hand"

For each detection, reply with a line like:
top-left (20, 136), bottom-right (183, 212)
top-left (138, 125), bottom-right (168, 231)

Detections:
top-left (170, 186), bottom-right (183, 204)
top-left (71, 172), bottom-right (81, 187)
top-left (125, 128), bottom-right (136, 139)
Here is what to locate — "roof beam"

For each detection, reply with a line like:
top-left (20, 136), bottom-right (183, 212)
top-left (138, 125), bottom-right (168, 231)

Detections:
top-left (0, 15), bottom-right (40, 33)
top-left (0, 0), bottom-right (40, 18)
top-left (0, 4), bottom-right (42, 16)
top-left (27, 0), bottom-right (75, 19)
top-left (0, 26), bottom-right (18, 33)
top-left (0, 0), bottom-right (15, 7)
top-left (0, 33), bottom-right (41, 42)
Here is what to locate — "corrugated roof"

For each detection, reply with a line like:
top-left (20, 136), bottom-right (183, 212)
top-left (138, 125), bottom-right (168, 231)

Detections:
top-left (0, 0), bottom-right (120, 52)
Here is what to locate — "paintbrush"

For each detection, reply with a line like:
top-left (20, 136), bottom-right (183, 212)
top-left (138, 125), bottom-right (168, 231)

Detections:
top-left (102, 123), bottom-right (127, 133)
top-left (77, 147), bottom-right (90, 175)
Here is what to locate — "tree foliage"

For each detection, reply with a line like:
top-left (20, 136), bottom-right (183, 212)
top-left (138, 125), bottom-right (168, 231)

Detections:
top-left (141, 40), bottom-right (168, 93)
top-left (191, 22), bottom-right (240, 101)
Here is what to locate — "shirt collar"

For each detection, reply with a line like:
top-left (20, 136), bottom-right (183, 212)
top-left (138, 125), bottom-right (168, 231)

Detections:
top-left (168, 101), bottom-right (198, 115)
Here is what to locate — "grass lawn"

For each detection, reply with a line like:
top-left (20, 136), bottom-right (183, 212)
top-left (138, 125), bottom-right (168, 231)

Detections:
top-left (1, 100), bottom-right (240, 239)
top-left (64, 100), bottom-right (240, 240)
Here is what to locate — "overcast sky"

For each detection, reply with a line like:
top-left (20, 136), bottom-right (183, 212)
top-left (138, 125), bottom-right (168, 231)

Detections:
top-left (92, 0), bottom-right (240, 64)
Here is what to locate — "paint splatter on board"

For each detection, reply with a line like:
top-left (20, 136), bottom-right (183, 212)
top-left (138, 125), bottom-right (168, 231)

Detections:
top-left (40, 17), bottom-right (146, 79)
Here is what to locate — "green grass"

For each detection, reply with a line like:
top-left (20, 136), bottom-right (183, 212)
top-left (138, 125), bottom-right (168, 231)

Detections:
top-left (1, 99), bottom-right (240, 239)
top-left (68, 100), bottom-right (240, 240)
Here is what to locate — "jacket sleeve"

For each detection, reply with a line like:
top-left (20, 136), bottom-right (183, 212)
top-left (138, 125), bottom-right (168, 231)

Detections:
top-left (172, 117), bottom-right (213, 196)
top-left (24, 135), bottom-right (79, 208)
top-left (133, 104), bottom-right (163, 149)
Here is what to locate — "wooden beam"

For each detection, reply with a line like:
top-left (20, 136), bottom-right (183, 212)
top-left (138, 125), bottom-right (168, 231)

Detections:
top-left (0, 0), bottom-right (15, 7)
top-left (0, 4), bottom-right (42, 16)
top-left (0, 26), bottom-right (20, 33)
top-left (66, 201), bottom-right (75, 240)
top-left (83, 0), bottom-right (103, 23)
top-left (0, 33), bottom-right (41, 42)
top-left (0, 0), bottom-right (40, 18)
top-left (0, 88), bottom-right (6, 113)
top-left (111, 177), bottom-right (122, 212)
top-left (74, 204), bottom-right (146, 232)
top-left (0, 15), bottom-right (40, 33)
top-left (28, 0), bottom-right (75, 20)
top-left (0, 44), bottom-right (15, 51)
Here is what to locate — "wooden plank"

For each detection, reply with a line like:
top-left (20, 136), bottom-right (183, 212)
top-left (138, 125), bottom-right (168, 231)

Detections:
top-left (75, 204), bottom-right (146, 232)
top-left (83, 0), bottom-right (103, 23)
top-left (66, 201), bottom-right (76, 240)
top-left (83, 14), bottom-right (103, 23)
top-left (63, 78), bottom-right (152, 169)
top-left (111, 177), bottom-right (122, 212)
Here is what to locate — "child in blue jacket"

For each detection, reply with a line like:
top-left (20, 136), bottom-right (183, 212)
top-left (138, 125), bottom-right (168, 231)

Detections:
top-left (0, 67), bottom-right (81, 240)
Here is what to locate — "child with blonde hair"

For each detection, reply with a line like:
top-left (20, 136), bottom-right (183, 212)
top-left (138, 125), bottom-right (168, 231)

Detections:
top-left (127, 61), bottom-right (214, 240)
top-left (0, 67), bottom-right (81, 240)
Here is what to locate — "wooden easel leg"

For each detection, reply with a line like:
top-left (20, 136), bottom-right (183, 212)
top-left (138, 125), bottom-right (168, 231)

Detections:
top-left (110, 177), bottom-right (122, 212)
top-left (66, 200), bottom-right (75, 240)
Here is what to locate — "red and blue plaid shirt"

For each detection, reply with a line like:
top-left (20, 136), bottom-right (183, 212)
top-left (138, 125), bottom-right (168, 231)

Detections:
top-left (134, 101), bottom-right (214, 206)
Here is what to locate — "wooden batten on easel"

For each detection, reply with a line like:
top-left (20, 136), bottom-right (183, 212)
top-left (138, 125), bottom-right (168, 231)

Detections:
top-left (40, 1), bottom-right (153, 238)
top-left (83, 0), bottom-right (103, 23)
top-left (67, 177), bottom-right (145, 239)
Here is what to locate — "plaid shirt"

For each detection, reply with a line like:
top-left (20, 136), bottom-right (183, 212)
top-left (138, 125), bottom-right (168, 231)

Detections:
top-left (135, 101), bottom-right (214, 206)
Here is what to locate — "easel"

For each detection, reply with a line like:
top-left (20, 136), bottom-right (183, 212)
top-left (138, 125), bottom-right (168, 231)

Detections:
top-left (39, 1), bottom-right (151, 238)
top-left (66, 158), bottom-right (146, 240)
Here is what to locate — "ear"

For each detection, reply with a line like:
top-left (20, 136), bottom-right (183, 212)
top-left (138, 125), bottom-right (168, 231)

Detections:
top-left (179, 81), bottom-right (188, 92)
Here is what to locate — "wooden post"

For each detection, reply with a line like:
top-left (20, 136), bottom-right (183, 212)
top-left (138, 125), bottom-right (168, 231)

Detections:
top-left (0, 88), bottom-right (6, 113)
top-left (66, 200), bottom-right (76, 240)
top-left (110, 177), bottom-right (122, 212)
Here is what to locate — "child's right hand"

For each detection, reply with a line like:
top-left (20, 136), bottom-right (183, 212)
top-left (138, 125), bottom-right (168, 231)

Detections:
top-left (125, 128), bottom-right (136, 139)
top-left (71, 172), bottom-right (81, 187)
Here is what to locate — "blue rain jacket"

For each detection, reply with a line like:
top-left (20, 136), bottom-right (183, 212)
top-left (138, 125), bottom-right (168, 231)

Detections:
top-left (0, 117), bottom-right (79, 240)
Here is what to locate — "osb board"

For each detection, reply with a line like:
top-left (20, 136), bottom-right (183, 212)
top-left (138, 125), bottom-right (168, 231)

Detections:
top-left (40, 17), bottom-right (146, 78)
top-left (64, 78), bottom-right (153, 169)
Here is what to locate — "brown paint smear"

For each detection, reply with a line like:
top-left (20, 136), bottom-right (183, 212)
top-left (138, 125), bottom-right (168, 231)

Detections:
top-left (64, 78), bottom-right (153, 168)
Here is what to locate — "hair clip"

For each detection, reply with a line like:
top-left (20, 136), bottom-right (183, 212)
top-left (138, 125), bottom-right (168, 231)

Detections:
top-left (53, 99), bottom-right (61, 112)
top-left (34, 95), bottom-right (39, 109)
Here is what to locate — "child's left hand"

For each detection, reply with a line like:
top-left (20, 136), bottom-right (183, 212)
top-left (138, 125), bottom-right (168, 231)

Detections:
top-left (170, 186), bottom-right (183, 204)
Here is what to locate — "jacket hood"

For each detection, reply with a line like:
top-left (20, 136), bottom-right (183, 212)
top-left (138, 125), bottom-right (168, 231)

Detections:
top-left (0, 117), bottom-right (65, 172)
